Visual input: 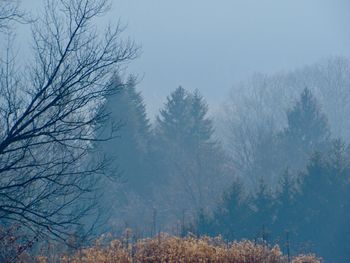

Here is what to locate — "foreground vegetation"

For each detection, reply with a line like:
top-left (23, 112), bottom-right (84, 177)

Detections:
top-left (36, 235), bottom-right (321, 263)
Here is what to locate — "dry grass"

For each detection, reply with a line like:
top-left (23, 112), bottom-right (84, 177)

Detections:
top-left (37, 233), bottom-right (322, 263)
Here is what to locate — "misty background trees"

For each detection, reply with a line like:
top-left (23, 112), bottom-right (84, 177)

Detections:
top-left (90, 58), bottom-right (350, 262)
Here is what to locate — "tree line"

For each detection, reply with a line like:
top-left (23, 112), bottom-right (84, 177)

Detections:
top-left (97, 73), bottom-right (350, 262)
top-left (197, 88), bottom-right (350, 262)
top-left (96, 81), bottom-right (231, 236)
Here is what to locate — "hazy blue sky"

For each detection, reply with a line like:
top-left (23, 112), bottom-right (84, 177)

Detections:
top-left (21, 0), bottom-right (350, 117)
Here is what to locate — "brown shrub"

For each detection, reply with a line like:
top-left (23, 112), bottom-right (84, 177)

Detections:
top-left (292, 254), bottom-right (322, 263)
top-left (57, 234), bottom-right (322, 263)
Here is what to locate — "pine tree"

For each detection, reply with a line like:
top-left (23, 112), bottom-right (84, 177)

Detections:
top-left (189, 89), bottom-right (214, 147)
top-left (97, 74), bottom-right (151, 193)
top-left (156, 86), bottom-right (192, 145)
top-left (279, 88), bottom-right (330, 171)
top-left (154, 87), bottom-right (230, 222)
top-left (249, 178), bottom-right (276, 242)
top-left (292, 141), bottom-right (350, 262)
top-left (208, 179), bottom-right (251, 240)
top-left (271, 169), bottom-right (298, 247)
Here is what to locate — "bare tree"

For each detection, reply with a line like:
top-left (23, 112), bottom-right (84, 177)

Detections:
top-left (0, 0), bottom-right (138, 240)
top-left (0, 0), bottom-right (27, 31)
top-left (219, 74), bottom-right (285, 187)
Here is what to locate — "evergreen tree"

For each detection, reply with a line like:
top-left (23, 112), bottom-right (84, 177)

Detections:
top-left (154, 87), bottom-right (231, 223)
top-left (97, 74), bottom-right (152, 193)
top-left (249, 178), bottom-right (276, 242)
top-left (285, 88), bottom-right (329, 145)
top-left (198, 179), bottom-right (251, 240)
top-left (156, 86), bottom-right (192, 145)
top-left (189, 90), bottom-right (215, 148)
top-left (152, 86), bottom-right (191, 187)
top-left (279, 88), bottom-right (330, 172)
top-left (273, 169), bottom-right (298, 235)
top-left (291, 141), bottom-right (350, 262)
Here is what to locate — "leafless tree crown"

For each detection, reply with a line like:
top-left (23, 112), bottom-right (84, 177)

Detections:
top-left (0, 0), bottom-right (138, 239)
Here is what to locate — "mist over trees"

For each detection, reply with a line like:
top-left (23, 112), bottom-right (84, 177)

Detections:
top-left (95, 84), bottom-right (232, 235)
top-left (220, 57), bottom-right (350, 185)
top-left (91, 58), bottom-right (349, 260)
top-left (1, 0), bottom-right (350, 262)
top-left (152, 87), bottom-right (232, 231)
top-left (198, 58), bottom-right (350, 262)
top-left (88, 58), bottom-right (350, 262)
top-left (196, 141), bottom-right (350, 262)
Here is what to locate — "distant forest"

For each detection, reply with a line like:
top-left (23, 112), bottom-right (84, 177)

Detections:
top-left (95, 57), bottom-right (350, 262)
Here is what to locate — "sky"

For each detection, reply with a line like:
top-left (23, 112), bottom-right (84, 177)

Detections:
top-left (21, 0), bottom-right (350, 117)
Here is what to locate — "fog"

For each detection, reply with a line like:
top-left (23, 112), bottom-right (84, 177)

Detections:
top-left (21, 0), bottom-right (350, 116)
top-left (1, 0), bottom-right (350, 262)
top-left (115, 0), bottom-right (350, 116)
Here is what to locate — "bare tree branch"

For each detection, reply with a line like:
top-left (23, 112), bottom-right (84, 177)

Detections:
top-left (0, 0), bottom-right (139, 240)
top-left (0, 0), bottom-right (29, 31)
